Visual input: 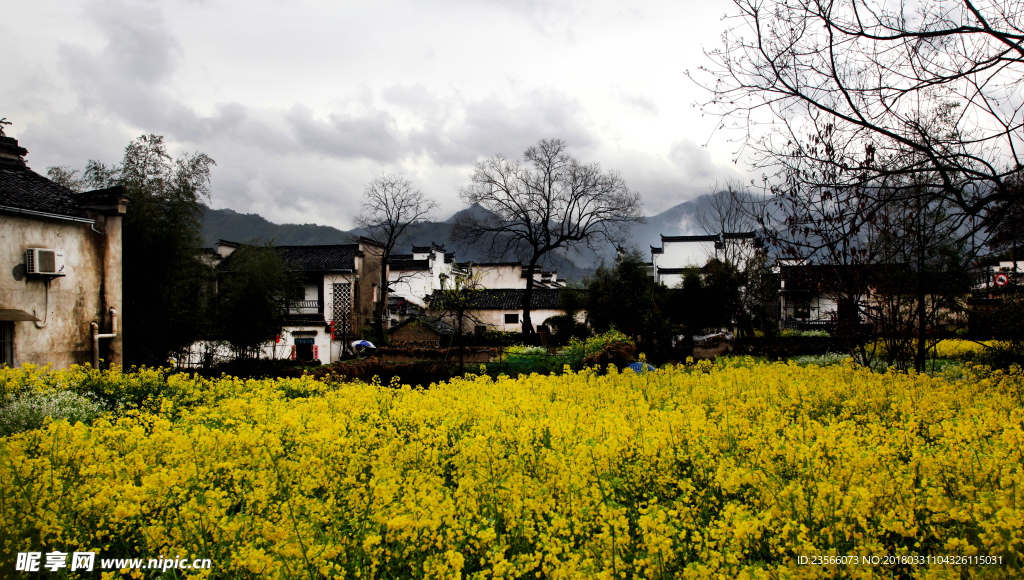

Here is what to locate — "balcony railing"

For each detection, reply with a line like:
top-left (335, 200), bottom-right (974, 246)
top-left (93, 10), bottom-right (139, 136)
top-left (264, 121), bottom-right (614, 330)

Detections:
top-left (287, 300), bottom-right (323, 313)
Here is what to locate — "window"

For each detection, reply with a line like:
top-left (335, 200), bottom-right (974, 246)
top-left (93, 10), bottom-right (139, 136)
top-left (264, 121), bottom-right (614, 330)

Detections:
top-left (372, 284), bottom-right (380, 302)
top-left (1, 321), bottom-right (12, 367)
top-left (505, 313), bottom-right (519, 324)
top-left (794, 298), bottom-right (810, 319)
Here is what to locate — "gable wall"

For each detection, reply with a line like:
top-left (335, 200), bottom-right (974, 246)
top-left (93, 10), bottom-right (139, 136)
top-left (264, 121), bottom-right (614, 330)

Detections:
top-left (0, 212), bottom-right (122, 368)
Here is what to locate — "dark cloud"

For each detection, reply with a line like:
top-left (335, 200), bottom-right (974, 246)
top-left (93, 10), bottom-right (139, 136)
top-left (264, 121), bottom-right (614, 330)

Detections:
top-left (55, 0), bottom-right (182, 129)
top-left (408, 90), bottom-right (594, 165)
top-left (90, 1), bottom-right (180, 83)
top-left (9, 0), bottom-right (749, 231)
top-left (669, 139), bottom-right (723, 182)
top-left (285, 105), bottom-right (401, 163)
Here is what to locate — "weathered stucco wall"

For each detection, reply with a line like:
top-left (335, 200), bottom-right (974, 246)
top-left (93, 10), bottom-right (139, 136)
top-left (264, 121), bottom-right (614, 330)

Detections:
top-left (473, 265), bottom-right (525, 289)
top-left (0, 213), bottom-right (122, 368)
top-left (472, 308), bottom-right (565, 333)
top-left (357, 242), bottom-right (384, 332)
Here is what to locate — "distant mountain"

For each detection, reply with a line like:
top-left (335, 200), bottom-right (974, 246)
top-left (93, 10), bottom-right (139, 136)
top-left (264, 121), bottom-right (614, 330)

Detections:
top-left (201, 195), bottom-right (747, 281)
top-left (202, 207), bottom-right (356, 247)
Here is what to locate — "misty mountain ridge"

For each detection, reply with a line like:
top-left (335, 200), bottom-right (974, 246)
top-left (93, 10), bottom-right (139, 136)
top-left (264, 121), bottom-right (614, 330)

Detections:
top-left (202, 195), bottom-right (729, 280)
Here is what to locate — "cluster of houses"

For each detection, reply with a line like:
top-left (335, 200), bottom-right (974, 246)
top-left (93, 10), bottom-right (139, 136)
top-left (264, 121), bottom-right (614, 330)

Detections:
top-left (189, 239), bottom-right (567, 365)
top-left (3, 134), bottom-right (1020, 368)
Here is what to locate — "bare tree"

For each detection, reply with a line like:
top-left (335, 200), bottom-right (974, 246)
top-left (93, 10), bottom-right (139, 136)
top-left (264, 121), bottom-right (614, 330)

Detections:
top-left (354, 174), bottom-right (438, 338)
top-left (747, 127), bottom-right (887, 359)
top-left (691, 0), bottom-right (1024, 230)
top-left (868, 194), bottom-right (973, 371)
top-left (452, 138), bottom-right (644, 333)
top-left (695, 180), bottom-right (760, 269)
top-left (426, 266), bottom-right (485, 373)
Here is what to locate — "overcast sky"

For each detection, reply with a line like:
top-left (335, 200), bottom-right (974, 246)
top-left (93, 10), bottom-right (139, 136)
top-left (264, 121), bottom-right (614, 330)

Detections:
top-left (3, 0), bottom-right (752, 230)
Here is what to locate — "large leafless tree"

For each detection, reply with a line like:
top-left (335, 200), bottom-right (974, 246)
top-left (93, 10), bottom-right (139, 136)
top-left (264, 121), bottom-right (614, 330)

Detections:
top-left (695, 181), bottom-right (761, 269)
top-left (452, 138), bottom-right (644, 333)
top-left (354, 174), bottom-right (438, 336)
top-left (691, 0), bottom-right (1024, 230)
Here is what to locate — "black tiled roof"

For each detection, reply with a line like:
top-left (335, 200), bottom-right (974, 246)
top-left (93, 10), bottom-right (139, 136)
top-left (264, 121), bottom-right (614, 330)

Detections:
top-left (218, 244), bottom-right (361, 272)
top-left (657, 267), bottom-right (695, 275)
top-left (274, 245), bottom-right (360, 271)
top-left (0, 162), bottom-right (90, 220)
top-left (74, 186), bottom-right (129, 207)
top-left (466, 289), bottom-right (564, 310)
top-left (285, 313), bottom-right (327, 324)
top-left (0, 137), bottom-right (128, 221)
top-left (661, 234), bottom-right (719, 242)
top-left (723, 231), bottom-right (758, 240)
top-left (390, 259), bottom-right (430, 271)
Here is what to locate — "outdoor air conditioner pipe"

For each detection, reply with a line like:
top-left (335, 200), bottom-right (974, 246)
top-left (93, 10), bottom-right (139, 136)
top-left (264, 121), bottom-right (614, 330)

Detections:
top-left (91, 308), bottom-right (118, 369)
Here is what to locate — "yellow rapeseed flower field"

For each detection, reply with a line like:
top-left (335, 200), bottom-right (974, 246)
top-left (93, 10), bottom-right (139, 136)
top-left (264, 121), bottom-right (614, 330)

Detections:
top-left (1, 359), bottom-right (1022, 579)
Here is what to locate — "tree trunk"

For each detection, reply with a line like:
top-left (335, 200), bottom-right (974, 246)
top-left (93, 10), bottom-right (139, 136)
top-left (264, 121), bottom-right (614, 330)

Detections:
top-left (522, 258), bottom-right (539, 334)
top-left (915, 284), bottom-right (927, 372)
top-left (457, 311), bottom-right (465, 373)
top-left (376, 256), bottom-right (390, 345)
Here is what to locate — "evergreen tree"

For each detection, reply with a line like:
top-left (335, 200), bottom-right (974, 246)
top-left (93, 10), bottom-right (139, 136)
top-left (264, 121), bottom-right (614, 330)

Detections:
top-left (50, 134), bottom-right (215, 366)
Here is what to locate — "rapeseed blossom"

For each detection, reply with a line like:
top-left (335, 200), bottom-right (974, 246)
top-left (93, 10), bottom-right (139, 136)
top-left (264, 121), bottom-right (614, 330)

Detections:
top-left (1, 359), bottom-right (1021, 578)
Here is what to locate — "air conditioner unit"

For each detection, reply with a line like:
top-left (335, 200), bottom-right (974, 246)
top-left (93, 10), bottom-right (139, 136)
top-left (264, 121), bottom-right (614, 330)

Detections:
top-left (25, 249), bottom-right (66, 276)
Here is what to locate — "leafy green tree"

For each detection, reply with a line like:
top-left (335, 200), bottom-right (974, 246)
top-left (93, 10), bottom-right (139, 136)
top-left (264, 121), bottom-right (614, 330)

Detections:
top-left (545, 284), bottom-right (588, 339)
top-left (216, 242), bottom-right (303, 360)
top-left (584, 250), bottom-right (673, 355)
top-left (48, 134), bottom-right (215, 366)
top-left (666, 259), bottom-right (744, 336)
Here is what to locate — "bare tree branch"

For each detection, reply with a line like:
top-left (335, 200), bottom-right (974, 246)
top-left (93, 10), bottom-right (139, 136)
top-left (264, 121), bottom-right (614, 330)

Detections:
top-left (451, 138), bottom-right (644, 333)
top-left (695, 180), bottom-right (760, 268)
top-left (355, 174), bottom-right (438, 338)
top-left (690, 0), bottom-right (1024, 228)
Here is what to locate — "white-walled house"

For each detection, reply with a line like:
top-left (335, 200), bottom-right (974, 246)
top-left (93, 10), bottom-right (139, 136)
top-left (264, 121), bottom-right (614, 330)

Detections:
top-left (470, 263), bottom-right (564, 289)
top-left (1, 135), bottom-right (127, 369)
top-left (649, 232), bottom-right (762, 287)
top-left (179, 239), bottom-right (385, 366)
top-left (435, 288), bottom-right (569, 333)
top-left (387, 243), bottom-right (459, 308)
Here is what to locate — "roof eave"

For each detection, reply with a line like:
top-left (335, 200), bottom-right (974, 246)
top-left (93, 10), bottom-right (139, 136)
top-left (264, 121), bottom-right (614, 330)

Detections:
top-left (0, 204), bottom-right (94, 224)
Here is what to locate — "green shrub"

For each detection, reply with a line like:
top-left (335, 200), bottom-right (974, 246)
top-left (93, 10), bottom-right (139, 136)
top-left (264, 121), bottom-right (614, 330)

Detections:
top-left (0, 390), bottom-right (107, 437)
top-left (558, 329), bottom-right (634, 369)
top-left (789, 352), bottom-right (851, 366)
top-left (780, 329), bottom-right (831, 338)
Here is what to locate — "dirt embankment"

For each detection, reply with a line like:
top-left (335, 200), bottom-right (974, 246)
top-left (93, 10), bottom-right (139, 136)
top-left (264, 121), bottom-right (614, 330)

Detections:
top-left (299, 357), bottom-right (454, 387)
top-left (377, 346), bottom-right (499, 363)
top-left (582, 342), bottom-right (637, 370)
